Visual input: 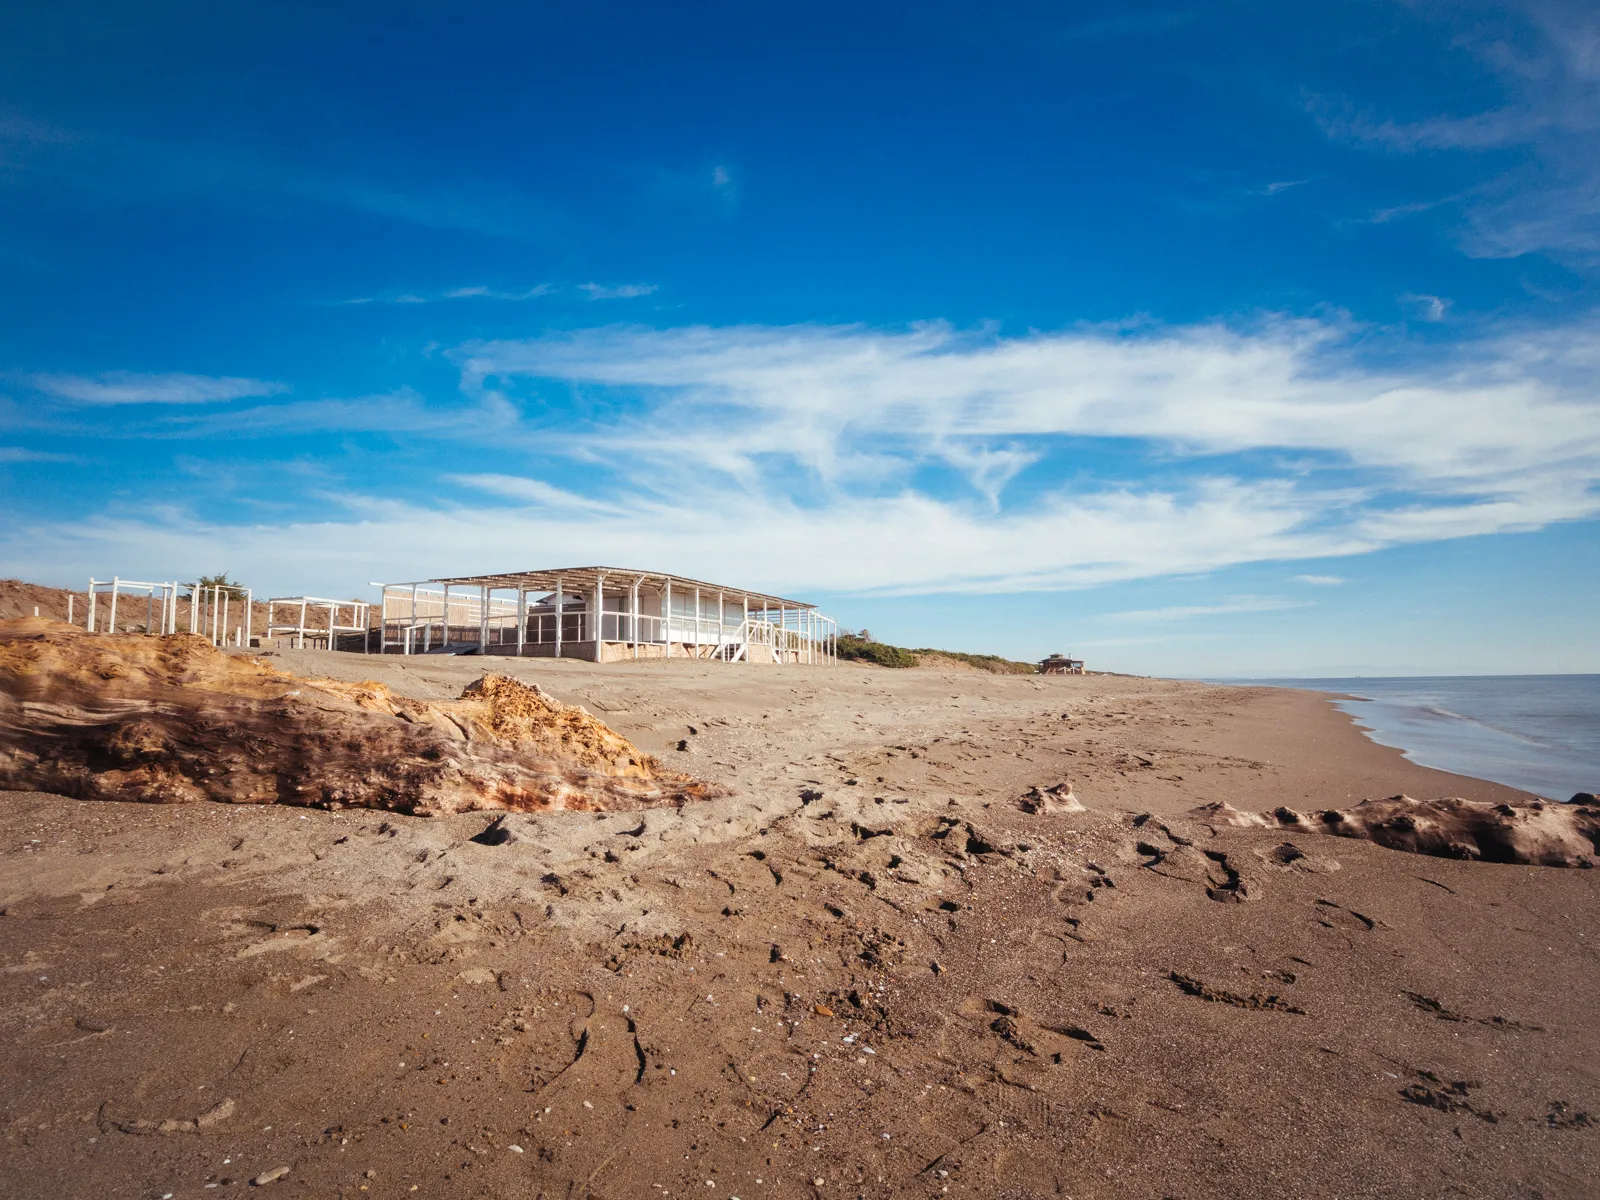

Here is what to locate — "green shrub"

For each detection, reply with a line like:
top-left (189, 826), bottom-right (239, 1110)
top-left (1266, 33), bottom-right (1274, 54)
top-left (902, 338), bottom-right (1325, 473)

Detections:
top-left (836, 634), bottom-right (919, 668)
top-left (836, 633), bottom-right (1035, 672)
top-left (911, 648), bottom-right (1037, 674)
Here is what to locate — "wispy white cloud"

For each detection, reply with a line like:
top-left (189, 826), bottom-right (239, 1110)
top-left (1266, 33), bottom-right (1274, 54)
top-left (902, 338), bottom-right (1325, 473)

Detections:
top-left (1292, 573), bottom-right (1345, 586)
top-left (1314, 4), bottom-right (1600, 261)
top-left (1399, 293), bottom-right (1450, 322)
top-left (1108, 596), bottom-right (1312, 621)
top-left (446, 473), bottom-right (625, 513)
top-left (578, 282), bottom-right (658, 300)
top-left (0, 446), bottom-right (74, 463)
top-left (337, 283), bottom-right (555, 306)
top-left (442, 284), bottom-right (555, 301)
top-left (650, 163), bottom-right (740, 216)
top-left (441, 314), bottom-right (1600, 591)
top-left (169, 387), bottom-right (516, 440)
top-left (30, 371), bottom-right (288, 405)
top-left (0, 479), bottom-right (1357, 600)
top-left (0, 111), bottom-right (78, 170)
top-left (15, 312), bottom-right (1600, 599)
top-left (1364, 195), bottom-right (1455, 225)
top-left (460, 315), bottom-right (1600, 492)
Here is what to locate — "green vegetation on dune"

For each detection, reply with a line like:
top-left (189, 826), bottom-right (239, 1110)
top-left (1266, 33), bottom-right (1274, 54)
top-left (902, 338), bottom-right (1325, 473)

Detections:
top-left (910, 648), bottom-right (1036, 675)
top-left (836, 632), bottom-right (1035, 673)
top-left (835, 634), bottom-right (919, 668)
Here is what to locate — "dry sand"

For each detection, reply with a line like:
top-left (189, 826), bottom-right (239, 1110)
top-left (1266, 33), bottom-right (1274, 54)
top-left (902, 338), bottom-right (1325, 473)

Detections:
top-left (1, 647), bottom-right (1595, 1198)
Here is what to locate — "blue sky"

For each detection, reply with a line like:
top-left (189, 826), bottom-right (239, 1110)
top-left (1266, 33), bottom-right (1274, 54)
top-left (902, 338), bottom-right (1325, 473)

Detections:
top-left (2, 0), bottom-right (1597, 674)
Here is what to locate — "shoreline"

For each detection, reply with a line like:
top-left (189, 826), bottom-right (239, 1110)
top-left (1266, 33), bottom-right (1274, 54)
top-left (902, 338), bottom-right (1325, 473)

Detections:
top-left (1221, 674), bottom-right (1596, 801)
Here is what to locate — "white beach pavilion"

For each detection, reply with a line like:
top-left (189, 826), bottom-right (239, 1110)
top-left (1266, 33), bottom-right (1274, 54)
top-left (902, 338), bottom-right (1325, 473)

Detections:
top-left (375, 566), bottom-right (838, 664)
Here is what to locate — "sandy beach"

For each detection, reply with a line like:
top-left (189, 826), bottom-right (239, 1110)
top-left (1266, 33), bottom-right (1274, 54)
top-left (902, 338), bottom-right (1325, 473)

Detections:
top-left (2, 644), bottom-right (1594, 1199)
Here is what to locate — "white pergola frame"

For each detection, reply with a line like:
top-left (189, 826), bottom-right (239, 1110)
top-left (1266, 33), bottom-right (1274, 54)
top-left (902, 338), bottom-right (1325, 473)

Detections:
top-left (86, 577), bottom-right (181, 637)
top-left (188, 583), bottom-right (254, 648)
top-left (372, 566), bottom-right (837, 665)
top-left (265, 596), bottom-right (372, 652)
top-left (84, 577), bottom-right (254, 648)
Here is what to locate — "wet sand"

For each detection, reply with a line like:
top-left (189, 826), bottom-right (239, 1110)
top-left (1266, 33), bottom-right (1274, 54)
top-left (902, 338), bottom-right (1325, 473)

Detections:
top-left (1, 653), bottom-right (1594, 1198)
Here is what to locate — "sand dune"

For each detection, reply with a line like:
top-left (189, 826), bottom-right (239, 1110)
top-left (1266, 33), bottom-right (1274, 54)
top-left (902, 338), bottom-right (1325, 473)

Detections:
top-left (0, 618), bottom-right (715, 813)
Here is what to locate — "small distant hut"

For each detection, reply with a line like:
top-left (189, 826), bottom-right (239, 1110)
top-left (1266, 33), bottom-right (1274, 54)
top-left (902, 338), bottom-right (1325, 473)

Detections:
top-left (1039, 653), bottom-right (1084, 675)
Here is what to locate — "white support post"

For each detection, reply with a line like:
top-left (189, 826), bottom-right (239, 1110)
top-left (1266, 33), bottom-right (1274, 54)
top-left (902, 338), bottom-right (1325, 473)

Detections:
top-left (87, 581), bottom-right (96, 632)
top-left (594, 578), bottom-right (604, 663)
top-left (555, 580), bottom-right (564, 659)
top-left (440, 584), bottom-right (450, 651)
top-left (631, 578), bottom-right (640, 660)
top-left (245, 589), bottom-right (252, 646)
top-left (221, 592), bottom-right (229, 648)
top-left (742, 594), bottom-right (749, 662)
top-left (68, 594), bottom-right (75, 626)
top-left (145, 588), bottom-right (153, 636)
top-left (517, 588), bottom-right (526, 657)
top-left (663, 579), bottom-right (672, 658)
top-left (693, 587), bottom-right (701, 659)
top-left (297, 597), bottom-right (306, 650)
top-left (109, 577), bottom-right (119, 634)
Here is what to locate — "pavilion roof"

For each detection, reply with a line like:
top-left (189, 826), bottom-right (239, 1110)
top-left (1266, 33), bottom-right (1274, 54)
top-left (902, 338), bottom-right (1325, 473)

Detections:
top-left (426, 566), bottom-right (816, 610)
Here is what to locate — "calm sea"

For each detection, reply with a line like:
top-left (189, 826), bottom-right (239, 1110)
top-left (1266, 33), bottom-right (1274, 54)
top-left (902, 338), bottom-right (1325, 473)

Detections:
top-left (1217, 675), bottom-right (1599, 801)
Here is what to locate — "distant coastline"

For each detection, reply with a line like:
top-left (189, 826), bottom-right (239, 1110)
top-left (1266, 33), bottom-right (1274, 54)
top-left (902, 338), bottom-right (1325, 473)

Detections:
top-left (1215, 674), bottom-right (1599, 800)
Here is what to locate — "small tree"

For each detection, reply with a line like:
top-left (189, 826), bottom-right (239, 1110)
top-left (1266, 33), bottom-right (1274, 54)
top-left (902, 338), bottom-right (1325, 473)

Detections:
top-left (188, 573), bottom-right (247, 601)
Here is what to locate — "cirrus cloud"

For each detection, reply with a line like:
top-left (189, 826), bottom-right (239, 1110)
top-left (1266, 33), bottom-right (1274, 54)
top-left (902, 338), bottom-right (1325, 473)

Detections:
top-left (30, 371), bottom-right (288, 405)
top-left (11, 310), bottom-right (1599, 601)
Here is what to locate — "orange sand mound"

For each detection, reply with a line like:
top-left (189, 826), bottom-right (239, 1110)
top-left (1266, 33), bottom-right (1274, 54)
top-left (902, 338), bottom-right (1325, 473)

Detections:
top-left (0, 617), bottom-right (719, 814)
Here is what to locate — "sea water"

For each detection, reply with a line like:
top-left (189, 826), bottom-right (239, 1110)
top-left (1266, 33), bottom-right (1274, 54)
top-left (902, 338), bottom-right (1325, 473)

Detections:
top-left (1222, 675), bottom-right (1599, 801)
